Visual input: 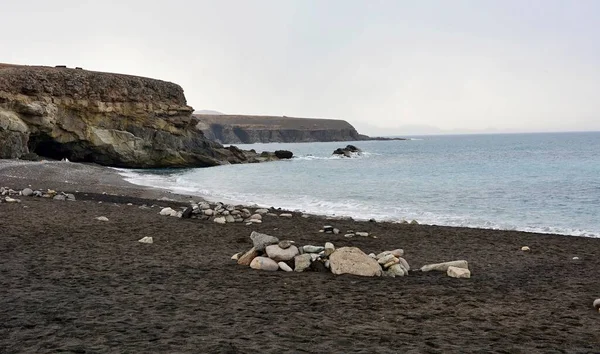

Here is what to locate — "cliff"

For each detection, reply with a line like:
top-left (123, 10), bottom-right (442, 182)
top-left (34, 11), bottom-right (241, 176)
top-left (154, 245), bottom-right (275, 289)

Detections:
top-left (0, 64), bottom-right (287, 168)
top-left (194, 114), bottom-right (367, 144)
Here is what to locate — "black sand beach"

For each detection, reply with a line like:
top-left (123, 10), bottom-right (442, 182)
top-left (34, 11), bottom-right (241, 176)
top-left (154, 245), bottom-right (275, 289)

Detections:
top-left (1, 161), bottom-right (599, 353)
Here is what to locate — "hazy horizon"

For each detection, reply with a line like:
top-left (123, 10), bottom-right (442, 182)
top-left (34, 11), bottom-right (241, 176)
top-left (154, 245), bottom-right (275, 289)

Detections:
top-left (2, 0), bottom-right (600, 136)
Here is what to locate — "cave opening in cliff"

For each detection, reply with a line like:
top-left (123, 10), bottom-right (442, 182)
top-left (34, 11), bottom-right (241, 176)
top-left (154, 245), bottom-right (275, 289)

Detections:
top-left (27, 133), bottom-right (89, 162)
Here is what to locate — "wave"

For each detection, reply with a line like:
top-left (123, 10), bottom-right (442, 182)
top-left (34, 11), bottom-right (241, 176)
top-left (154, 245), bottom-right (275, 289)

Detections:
top-left (111, 167), bottom-right (599, 238)
top-left (293, 151), bottom-right (379, 161)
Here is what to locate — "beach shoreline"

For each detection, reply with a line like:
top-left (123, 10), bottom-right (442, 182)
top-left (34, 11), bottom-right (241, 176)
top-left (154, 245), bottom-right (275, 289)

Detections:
top-left (1, 159), bottom-right (600, 352)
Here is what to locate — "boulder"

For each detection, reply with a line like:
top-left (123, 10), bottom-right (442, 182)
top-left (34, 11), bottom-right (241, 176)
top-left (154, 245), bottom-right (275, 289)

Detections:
top-left (237, 247), bottom-right (259, 266)
top-left (274, 150), bottom-right (293, 159)
top-left (250, 231), bottom-right (279, 251)
top-left (294, 254), bottom-right (312, 272)
top-left (265, 244), bottom-right (299, 262)
top-left (250, 257), bottom-right (279, 271)
top-left (421, 260), bottom-right (469, 272)
top-left (329, 247), bottom-right (382, 277)
top-left (447, 266), bottom-right (471, 279)
top-left (278, 262), bottom-right (293, 272)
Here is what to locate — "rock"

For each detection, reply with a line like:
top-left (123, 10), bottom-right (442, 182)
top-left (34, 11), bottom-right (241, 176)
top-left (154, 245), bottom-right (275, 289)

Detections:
top-left (274, 150), bottom-right (293, 159)
top-left (255, 208), bottom-right (269, 215)
top-left (250, 257), bottom-right (279, 271)
top-left (355, 232), bottom-right (369, 237)
top-left (324, 242), bottom-right (335, 256)
top-left (265, 244), bottom-right (299, 262)
top-left (333, 228), bottom-right (340, 234)
top-left (329, 247), bottom-right (383, 277)
top-left (368, 253), bottom-right (377, 258)
top-left (249, 214), bottom-right (262, 220)
top-left (214, 217), bottom-right (226, 224)
top-left (199, 202), bottom-right (210, 210)
top-left (237, 247), bottom-right (259, 266)
top-left (325, 260), bottom-right (330, 268)
top-left (279, 213), bottom-right (292, 218)
top-left (53, 194), bottom-right (66, 201)
top-left (278, 240), bottom-right (294, 249)
top-left (95, 216), bottom-right (109, 221)
top-left (572, 256), bottom-right (580, 260)
top-left (344, 233), bottom-right (354, 238)
top-left (521, 246), bottom-right (531, 252)
top-left (65, 193), bottom-right (76, 201)
top-left (181, 207), bottom-right (194, 218)
top-left (593, 299), bottom-right (600, 312)
top-left (294, 254), bottom-right (312, 272)
top-left (383, 260), bottom-right (399, 269)
top-left (5, 197), bottom-right (20, 203)
top-left (204, 209), bottom-right (214, 216)
top-left (278, 262), bottom-right (293, 272)
top-left (410, 220), bottom-right (419, 225)
top-left (377, 254), bottom-right (398, 265)
top-left (421, 260), bottom-right (469, 272)
top-left (225, 215), bottom-right (235, 223)
top-left (231, 253), bottom-right (241, 261)
top-left (398, 257), bottom-right (410, 271)
top-left (160, 207), bottom-right (177, 216)
top-left (323, 225), bottom-right (334, 233)
top-left (447, 266), bottom-right (471, 279)
top-left (266, 213), bottom-right (278, 217)
top-left (302, 214), bottom-right (310, 218)
top-left (21, 188), bottom-right (33, 196)
top-left (250, 231), bottom-right (279, 251)
top-left (303, 245), bottom-right (324, 254)
top-left (138, 236), bottom-right (153, 244)
top-left (332, 145), bottom-right (361, 157)
top-left (387, 264), bottom-right (407, 277)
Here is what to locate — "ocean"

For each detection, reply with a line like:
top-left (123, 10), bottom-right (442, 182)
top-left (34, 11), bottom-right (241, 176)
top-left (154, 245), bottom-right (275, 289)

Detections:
top-left (116, 132), bottom-right (600, 237)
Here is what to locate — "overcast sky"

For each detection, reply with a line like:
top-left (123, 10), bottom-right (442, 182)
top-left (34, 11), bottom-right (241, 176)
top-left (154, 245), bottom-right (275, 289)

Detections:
top-left (2, 0), bottom-right (599, 135)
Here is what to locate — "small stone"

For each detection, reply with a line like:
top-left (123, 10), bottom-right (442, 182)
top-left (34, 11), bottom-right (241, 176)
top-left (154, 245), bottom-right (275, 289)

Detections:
top-left (214, 217), bottom-right (226, 224)
top-left (333, 228), bottom-right (340, 234)
top-left (278, 240), bottom-right (294, 249)
top-left (410, 220), bottom-right (419, 225)
top-left (572, 256), bottom-right (580, 260)
top-left (323, 225), bottom-right (334, 233)
top-left (199, 202), bottom-right (210, 210)
top-left (389, 249), bottom-right (404, 257)
top-left (447, 266), bottom-right (471, 279)
top-left (421, 260), bottom-right (469, 272)
top-left (255, 208), bottom-right (269, 215)
top-left (249, 219), bottom-right (262, 224)
top-left (249, 214), bottom-right (262, 220)
top-left (376, 251), bottom-right (392, 260)
top-left (398, 257), bottom-right (410, 271)
top-left (387, 264), bottom-right (406, 277)
top-left (5, 197), bottom-right (20, 203)
top-left (65, 193), bottom-right (76, 201)
top-left (325, 260), bottom-right (330, 268)
top-left (21, 188), bottom-right (33, 196)
top-left (95, 216), bottom-right (109, 221)
top-left (266, 244), bottom-right (299, 262)
top-left (294, 254), bottom-right (312, 272)
top-left (521, 246), bottom-right (531, 252)
top-left (279, 213), bottom-right (292, 218)
top-left (355, 232), bottom-right (369, 237)
top-left (250, 257), bottom-right (279, 271)
top-left (324, 242), bottom-right (335, 256)
top-left (266, 213), bottom-right (278, 217)
top-left (303, 245), bottom-right (324, 253)
top-left (302, 214), bottom-right (310, 218)
top-left (225, 215), bottom-right (235, 223)
top-left (378, 254), bottom-right (398, 266)
top-left (310, 253), bottom-right (319, 262)
top-left (160, 207), bottom-right (177, 216)
top-left (368, 253), bottom-right (376, 258)
top-left (237, 247), bottom-right (259, 266)
top-left (278, 262), bottom-right (293, 272)
top-left (593, 299), bottom-right (600, 312)
top-left (204, 209), bottom-right (214, 216)
top-left (383, 260), bottom-right (400, 269)
top-left (231, 253), bottom-right (241, 260)
top-left (250, 231), bottom-right (279, 251)
top-left (53, 194), bottom-right (67, 201)
top-left (138, 236), bottom-right (153, 244)
top-left (344, 233), bottom-right (354, 238)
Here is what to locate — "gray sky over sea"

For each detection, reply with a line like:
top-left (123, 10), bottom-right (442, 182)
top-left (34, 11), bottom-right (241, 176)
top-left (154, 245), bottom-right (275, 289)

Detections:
top-left (2, 0), bottom-right (599, 135)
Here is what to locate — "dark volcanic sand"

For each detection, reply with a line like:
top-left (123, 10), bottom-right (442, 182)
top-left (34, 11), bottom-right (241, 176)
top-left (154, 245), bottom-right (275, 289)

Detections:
top-left (1, 162), bottom-right (600, 353)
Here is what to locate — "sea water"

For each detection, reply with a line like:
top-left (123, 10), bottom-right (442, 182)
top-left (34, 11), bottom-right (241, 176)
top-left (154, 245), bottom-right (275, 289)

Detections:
top-left (116, 132), bottom-right (600, 237)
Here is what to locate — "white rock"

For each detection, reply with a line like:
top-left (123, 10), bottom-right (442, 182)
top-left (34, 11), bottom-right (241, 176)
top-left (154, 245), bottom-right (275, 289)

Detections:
top-left (225, 215), bottom-right (235, 223)
top-left (447, 266), bottom-right (471, 279)
top-left (355, 232), bottom-right (369, 237)
top-left (593, 299), bottom-right (600, 311)
top-left (231, 253), bottom-right (241, 260)
top-left (265, 244), bottom-right (299, 262)
top-left (278, 262), bottom-right (293, 272)
top-left (324, 242), bottom-right (335, 256)
top-left (5, 197), bottom-right (20, 203)
top-left (214, 217), bottom-right (226, 224)
top-left (325, 260), bottom-right (330, 268)
top-left (387, 264), bottom-right (406, 277)
top-left (572, 256), bottom-right (580, 260)
top-left (421, 260), bottom-right (469, 272)
top-left (368, 253), bottom-right (377, 259)
top-left (303, 245), bottom-right (324, 253)
top-left (398, 257), bottom-right (410, 271)
top-left (159, 207), bottom-right (177, 216)
top-left (249, 214), bottom-right (262, 220)
top-left (279, 213), bottom-right (293, 218)
top-left (266, 213), bottom-right (278, 217)
top-left (344, 234), bottom-right (354, 238)
top-left (95, 216), bottom-right (109, 221)
top-left (204, 209), bottom-right (214, 216)
top-left (255, 208), bottom-right (269, 214)
top-left (302, 214), bottom-right (310, 218)
top-left (333, 228), bottom-right (340, 234)
top-left (294, 254), bottom-right (312, 272)
top-left (329, 247), bottom-right (382, 277)
top-left (250, 257), bottom-right (279, 271)
top-left (521, 246), bottom-right (531, 252)
top-left (138, 236), bottom-right (153, 244)
top-left (21, 188), bottom-right (33, 196)
top-left (378, 254), bottom-right (398, 265)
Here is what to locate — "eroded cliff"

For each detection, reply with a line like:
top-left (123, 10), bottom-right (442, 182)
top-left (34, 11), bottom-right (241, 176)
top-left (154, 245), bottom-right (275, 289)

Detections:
top-left (0, 64), bottom-right (284, 167)
top-left (194, 114), bottom-right (367, 144)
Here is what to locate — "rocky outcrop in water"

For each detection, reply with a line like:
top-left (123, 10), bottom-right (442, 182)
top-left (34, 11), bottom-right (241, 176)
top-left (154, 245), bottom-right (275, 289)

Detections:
top-left (0, 64), bottom-right (290, 168)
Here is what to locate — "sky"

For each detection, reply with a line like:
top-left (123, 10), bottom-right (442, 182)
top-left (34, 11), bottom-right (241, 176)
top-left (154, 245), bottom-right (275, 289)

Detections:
top-left (2, 0), bottom-right (599, 135)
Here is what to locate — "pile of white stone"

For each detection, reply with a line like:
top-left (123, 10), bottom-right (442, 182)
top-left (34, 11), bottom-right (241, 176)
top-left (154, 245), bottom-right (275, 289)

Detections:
top-left (0, 186), bottom-right (76, 203)
top-left (232, 230), bottom-right (471, 279)
top-left (158, 201), bottom-right (294, 225)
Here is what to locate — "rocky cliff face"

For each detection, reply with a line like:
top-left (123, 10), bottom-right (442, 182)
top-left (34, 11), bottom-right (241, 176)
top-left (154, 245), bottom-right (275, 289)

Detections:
top-left (194, 114), bottom-right (367, 144)
top-left (0, 64), bottom-right (285, 167)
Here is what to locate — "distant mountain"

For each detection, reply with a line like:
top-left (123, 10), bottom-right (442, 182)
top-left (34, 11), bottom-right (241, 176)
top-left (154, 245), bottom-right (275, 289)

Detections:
top-left (194, 109), bottom-right (224, 115)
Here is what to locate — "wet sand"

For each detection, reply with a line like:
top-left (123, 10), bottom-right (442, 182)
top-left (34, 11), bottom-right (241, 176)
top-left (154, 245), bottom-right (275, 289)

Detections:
top-left (1, 160), bottom-right (599, 353)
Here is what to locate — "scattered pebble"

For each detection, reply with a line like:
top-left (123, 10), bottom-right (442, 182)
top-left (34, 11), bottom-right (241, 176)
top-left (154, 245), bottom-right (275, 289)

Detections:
top-left (138, 236), bottom-right (153, 244)
top-left (95, 216), bottom-right (109, 221)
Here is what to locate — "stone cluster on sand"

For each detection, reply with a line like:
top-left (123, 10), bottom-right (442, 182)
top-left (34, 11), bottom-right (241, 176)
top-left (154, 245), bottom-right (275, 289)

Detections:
top-left (158, 201), bottom-right (296, 225)
top-left (0, 186), bottom-right (75, 202)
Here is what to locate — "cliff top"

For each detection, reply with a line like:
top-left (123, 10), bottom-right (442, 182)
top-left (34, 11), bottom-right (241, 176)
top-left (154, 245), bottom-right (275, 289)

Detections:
top-left (193, 114), bottom-right (356, 130)
top-left (0, 63), bottom-right (188, 105)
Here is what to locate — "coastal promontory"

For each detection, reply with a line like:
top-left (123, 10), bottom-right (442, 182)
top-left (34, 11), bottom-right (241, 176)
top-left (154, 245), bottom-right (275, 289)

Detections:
top-left (0, 64), bottom-right (284, 168)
